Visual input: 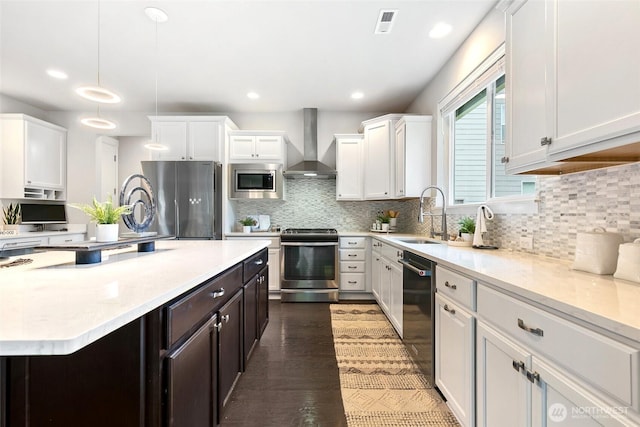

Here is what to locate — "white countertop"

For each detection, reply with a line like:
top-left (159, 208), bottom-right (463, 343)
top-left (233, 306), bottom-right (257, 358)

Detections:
top-left (373, 234), bottom-right (640, 345)
top-left (0, 239), bottom-right (269, 356)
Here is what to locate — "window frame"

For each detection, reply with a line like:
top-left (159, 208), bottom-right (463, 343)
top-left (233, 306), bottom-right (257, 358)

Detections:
top-left (435, 43), bottom-right (538, 214)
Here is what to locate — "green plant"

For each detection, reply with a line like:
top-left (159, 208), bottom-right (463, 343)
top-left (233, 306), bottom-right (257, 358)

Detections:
top-left (457, 216), bottom-right (476, 234)
top-left (71, 196), bottom-right (132, 224)
top-left (238, 217), bottom-right (257, 227)
top-left (377, 214), bottom-right (391, 224)
top-left (2, 203), bottom-right (21, 225)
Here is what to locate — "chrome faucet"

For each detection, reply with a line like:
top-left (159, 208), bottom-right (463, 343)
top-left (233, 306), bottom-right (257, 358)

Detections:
top-left (419, 186), bottom-right (448, 241)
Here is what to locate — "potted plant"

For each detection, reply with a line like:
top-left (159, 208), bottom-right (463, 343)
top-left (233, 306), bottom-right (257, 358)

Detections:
top-left (238, 217), bottom-right (257, 233)
top-left (457, 216), bottom-right (476, 242)
top-left (2, 203), bottom-right (21, 231)
top-left (72, 196), bottom-right (132, 242)
top-left (377, 214), bottom-right (391, 231)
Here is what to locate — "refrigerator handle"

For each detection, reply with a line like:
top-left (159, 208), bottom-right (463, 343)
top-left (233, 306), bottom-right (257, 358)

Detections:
top-left (175, 199), bottom-right (179, 237)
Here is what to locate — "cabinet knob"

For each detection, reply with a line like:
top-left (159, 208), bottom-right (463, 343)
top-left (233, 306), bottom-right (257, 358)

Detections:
top-left (222, 314), bottom-right (230, 323)
top-left (512, 360), bottom-right (525, 373)
top-left (181, 156), bottom-right (186, 160)
top-left (251, 154), bottom-right (255, 157)
top-left (256, 154), bottom-right (259, 157)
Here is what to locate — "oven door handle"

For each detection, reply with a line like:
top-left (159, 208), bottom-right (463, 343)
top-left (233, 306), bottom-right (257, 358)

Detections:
top-left (281, 241), bottom-right (339, 247)
top-left (398, 258), bottom-right (430, 277)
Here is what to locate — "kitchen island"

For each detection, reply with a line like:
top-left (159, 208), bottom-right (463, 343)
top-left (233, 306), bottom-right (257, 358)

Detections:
top-left (0, 239), bottom-right (270, 427)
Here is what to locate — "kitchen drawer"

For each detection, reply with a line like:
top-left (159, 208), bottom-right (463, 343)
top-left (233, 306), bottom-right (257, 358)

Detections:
top-left (339, 237), bottom-right (366, 249)
top-left (435, 265), bottom-right (475, 311)
top-left (227, 236), bottom-right (280, 249)
top-left (340, 249), bottom-right (364, 261)
top-left (48, 233), bottom-right (84, 244)
top-left (0, 236), bottom-right (47, 250)
top-left (243, 248), bottom-right (268, 282)
top-left (340, 261), bottom-right (364, 273)
top-left (166, 264), bottom-right (243, 348)
top-left (477, 284), bottom-right (640, 410)
top-left (340, 273), bottom-right (366, 291)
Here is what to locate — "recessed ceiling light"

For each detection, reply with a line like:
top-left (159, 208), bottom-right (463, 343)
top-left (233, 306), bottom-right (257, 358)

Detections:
top-left (247, 92), bottom-right (260, 100)
top-left (81, 117), bottom-right (117, 130)
top-left (351, 92), bottom-right (364, 100)
top-left (46, 69), bottom-right (68, 80)
top-left (76, 86), bottom-right (121, 104)
top-left (145, 7), bottom-right (169, 23)
top-left (429, 22), bottom-right (452, 39)
top-left (144, 143), bottom-right (169, 151)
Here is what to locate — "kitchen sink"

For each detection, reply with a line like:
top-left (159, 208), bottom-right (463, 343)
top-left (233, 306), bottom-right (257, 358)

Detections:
top-left (394, 238), bottom-right (441, 245)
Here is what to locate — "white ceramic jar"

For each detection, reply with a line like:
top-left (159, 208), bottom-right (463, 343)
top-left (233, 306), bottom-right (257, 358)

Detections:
top-left (572, 228), bottom-right (623, 275)
top-left (614, 238), bottom-right (640, 283)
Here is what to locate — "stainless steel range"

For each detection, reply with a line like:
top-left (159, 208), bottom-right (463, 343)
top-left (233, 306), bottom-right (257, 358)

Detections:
top-left (280, 228), bottom-right (339, 302)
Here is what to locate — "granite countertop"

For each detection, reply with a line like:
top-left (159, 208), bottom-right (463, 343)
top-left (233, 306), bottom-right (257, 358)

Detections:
top-left (0, 239), bottom-right (270, 356)
top-left (372, 234), bottom-right (640, 345)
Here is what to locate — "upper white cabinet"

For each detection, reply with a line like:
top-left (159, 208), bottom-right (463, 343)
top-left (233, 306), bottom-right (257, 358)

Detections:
top-left (335, 134), bottom-right (364, 200)
top-left (362, 114), bottom-right (431, 200)
top-left (149, 116), bottom-right (237, 161)
top-left (1, 114), bottom-right (67, 200)
top-left (228, 131), bottom-right (287, 163)
top-left (505, 0), bottom-right (640, 174)
top-left (394, 116), bottom-right (431, 198)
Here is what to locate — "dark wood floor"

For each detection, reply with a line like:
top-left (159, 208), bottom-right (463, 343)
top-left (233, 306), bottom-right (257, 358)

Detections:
top-left (220, 301), bottom-right (348, 427)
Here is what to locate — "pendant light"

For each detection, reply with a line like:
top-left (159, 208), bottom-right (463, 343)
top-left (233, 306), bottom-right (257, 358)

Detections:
top-left (144, 7), bottom-right (169, 151)
top-left (78, 0), bottom-right (119, 130)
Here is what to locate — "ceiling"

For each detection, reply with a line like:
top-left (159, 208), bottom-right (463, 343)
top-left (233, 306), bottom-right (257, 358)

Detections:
top-left (0, 0), bottom-right (497, 115)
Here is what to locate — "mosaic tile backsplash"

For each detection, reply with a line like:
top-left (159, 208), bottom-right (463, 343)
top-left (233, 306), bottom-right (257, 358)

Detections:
top-left (231, 162), bottom-right (640, 262)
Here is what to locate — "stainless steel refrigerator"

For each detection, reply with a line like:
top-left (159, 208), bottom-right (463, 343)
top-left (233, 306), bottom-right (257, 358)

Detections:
top-left (141, 161), bottom-right (222, 239)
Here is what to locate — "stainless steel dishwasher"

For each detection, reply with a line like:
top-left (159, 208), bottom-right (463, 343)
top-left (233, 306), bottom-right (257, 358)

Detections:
top-left (398, 250), bottom-right (435, 384)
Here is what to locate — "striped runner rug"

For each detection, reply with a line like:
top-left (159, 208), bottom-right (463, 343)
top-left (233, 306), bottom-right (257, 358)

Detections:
top-left (330, 304), bottom-right (460, 427)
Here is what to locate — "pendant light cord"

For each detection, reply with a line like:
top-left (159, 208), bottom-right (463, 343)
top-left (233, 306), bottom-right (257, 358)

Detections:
top-left (97, 0), bottom-right (101, 87)
top-left (155, 16), bottom-right (159, 118)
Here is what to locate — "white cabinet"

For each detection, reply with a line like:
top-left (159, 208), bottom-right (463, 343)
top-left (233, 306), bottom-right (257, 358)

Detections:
top-left (149, 116), bottom-right (237, 161)
top-left (505, 0), bottom-right (640, 174)
top-left (435, 265), bottom-right (476, 427)
top-left (1, 114), bottom-right (67, 200)
top-left (362, 114), bottom-right (431, 200)
top-left (394, 116), bottom-right (432, 198)
top-left (339, 237), bottom-right (368, 293)
top-left (436, 293), bottom-right (475, 427)
top-left (335, 134), bottom-right (364, 200)
top-left (228, 131), bottom-right (287, 163)
top-left (371, 238), bottom-right (403, 336)
top-left (476, 283), bottom-right (640, 426)
top-left (226, 235), bottom-right (280, 292)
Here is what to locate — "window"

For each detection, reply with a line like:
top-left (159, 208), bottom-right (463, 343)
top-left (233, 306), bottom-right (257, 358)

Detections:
top-left (440, 47), bottom-right (535, 206)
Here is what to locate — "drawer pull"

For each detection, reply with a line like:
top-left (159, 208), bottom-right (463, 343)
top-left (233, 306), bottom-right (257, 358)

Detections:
top-left (347, 266), bottom-right (357, 269)
top-left (443, 304), bottom-right (456, 315)
top-left (444, 281), bottom-right (457, 290)
top-left (512, 360), bottom-right (524, 373)
top-left (348, 280), bottom-right (358, 284)
top-left (348, 254), bottom-right (357, 257)
top-left (348, 241), bottom-right (357, 245)
top-left (254, 259), bottom-right (264, 265)
top-left (222, 314), bottom-right (230, 323)
top-left (213, 322), bottom-right (223, 332)
top-left (210, 288), bottom-right (225, 299)
top-left (517, 318), bottom-right (544, 337)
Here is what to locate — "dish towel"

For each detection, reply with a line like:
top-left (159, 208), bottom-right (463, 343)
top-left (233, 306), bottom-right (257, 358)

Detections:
top-left (473, 205), bottom-right (494, 246)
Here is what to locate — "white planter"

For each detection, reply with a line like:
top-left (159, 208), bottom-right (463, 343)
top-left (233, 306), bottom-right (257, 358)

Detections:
top-left (242, 226), bottom-right (252, 233)
top-left (461, 233), bottom-right (473, 242)
top-left (381, 223), bottom-right (390, 231)
top-left (96, 224), bottom-right (119, 242)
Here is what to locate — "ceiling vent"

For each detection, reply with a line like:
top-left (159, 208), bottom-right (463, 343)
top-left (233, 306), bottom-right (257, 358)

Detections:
top-left (375, 9), bottom-right (398, 34)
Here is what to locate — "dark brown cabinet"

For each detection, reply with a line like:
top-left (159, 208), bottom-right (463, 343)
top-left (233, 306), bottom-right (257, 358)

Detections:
top-left (218, 290), bottom-right (243, 414)
top-left (257, 266), bottom-right (269, 338)
top-left (166, 314), bottom-right (218, 427)
top-left (243, 274), bottom-right (258, 366)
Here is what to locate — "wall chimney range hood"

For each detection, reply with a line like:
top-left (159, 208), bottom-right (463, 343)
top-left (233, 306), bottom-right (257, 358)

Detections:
top-left (283, 108), bottom-right (337, 179)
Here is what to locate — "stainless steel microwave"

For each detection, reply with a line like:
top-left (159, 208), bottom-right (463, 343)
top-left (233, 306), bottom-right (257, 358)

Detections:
top-left (229, 163), bottom-right (284, 199)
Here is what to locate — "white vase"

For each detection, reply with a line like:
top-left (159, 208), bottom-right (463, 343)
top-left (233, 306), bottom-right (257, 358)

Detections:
top-left (461, 233), bottom-right (473, 242)
top-left (389, 218), bottom-right (397, 229)
top-left (243, 226), bottom-right (252, 233)
top-left (96, 223), bottom-right (119, 242)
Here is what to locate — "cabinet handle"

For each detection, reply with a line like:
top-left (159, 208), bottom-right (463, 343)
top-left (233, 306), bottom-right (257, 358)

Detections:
top-left (348, 241), bottom-right (357, 245)
top-left (512, 360), bottom-right (525, 373)
top-left (517, 318), bottom-right (544, 336)
top-left (210, 288), bottom-right (225, 299)
top-left (222, 314), bottom-right (230, 323)
top-left (256, 154), bottom-right (259, 157)
top-left (501, 156), bottom-right (509, 164)
top-left (348, 280), bottom-right (358, 284)
top-left (348, 254), bottom-right (357, 257)
top-left (254, 259), bottom-right (264, 265)
top-left (396, 250), bottom-right (402, 257)
top-left (540, 136), bottom-right (552, 146)
top-left (526, 370), bottom-right (540, 384)
top-left (443, 304), bottom-right (456, 315)
top-left (347, 266), bottom-right (357, 269)
top-left (213, 322), bottom-right (223, 332)
top-left (444, 281), bottom-right (457, 290)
